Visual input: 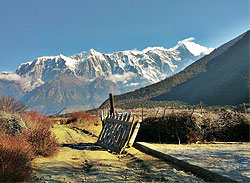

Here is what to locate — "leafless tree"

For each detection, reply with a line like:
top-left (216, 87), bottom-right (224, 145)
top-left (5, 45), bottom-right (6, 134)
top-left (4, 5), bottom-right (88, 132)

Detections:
top-left (0, 96), bottom-right (28, 113)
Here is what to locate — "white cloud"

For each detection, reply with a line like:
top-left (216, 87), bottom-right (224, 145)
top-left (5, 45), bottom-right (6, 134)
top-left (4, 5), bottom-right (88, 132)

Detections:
top-left (0, 72), bottom-right (32, 90)
top-left (178, 37), bottom-right (195, 43)
top-left (129, 82), bottom-right (139, 87)
top-left (0, 72), bottom-right (21, 81)
top-left (105, 72), bottom-right (136, 82)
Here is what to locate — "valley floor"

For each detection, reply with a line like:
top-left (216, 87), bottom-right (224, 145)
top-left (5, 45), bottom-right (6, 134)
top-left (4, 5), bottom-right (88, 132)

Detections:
top-left (32, 124), bottom-right (205, 182)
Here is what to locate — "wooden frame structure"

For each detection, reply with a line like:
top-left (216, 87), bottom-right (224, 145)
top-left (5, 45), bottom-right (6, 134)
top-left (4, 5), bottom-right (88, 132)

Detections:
top-left (96, 112), bottom-right (139, 153)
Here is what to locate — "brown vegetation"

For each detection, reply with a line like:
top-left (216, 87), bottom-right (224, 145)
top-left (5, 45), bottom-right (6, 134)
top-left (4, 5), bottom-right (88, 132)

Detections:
top-left (201, 111), bottom-right (250, 142)
top-left (0, 112), bottom-right (27, 135)
top-left (21, 111), bottom-right (59, 157)
top-left (66, 111), bottom-right (101, 137)
top-left (0, 97), bottom-right (59, 181)
top-left (26, 127), bottom-right (58, 157)
top-left (136, 111), bottom-right (250, 143)
top-left (67, 111), bottom-right (99, 125)
top-left (0, 96), bottom-right (28, 113)
top-left (0, 134), bottom-right (34, 182)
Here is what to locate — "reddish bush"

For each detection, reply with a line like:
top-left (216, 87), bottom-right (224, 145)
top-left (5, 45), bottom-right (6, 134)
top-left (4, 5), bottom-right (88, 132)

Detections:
top-left (26, 127), bottom-right (59, 157)
top-left (21, 111), bottom-right (59, 157)
top-left (67, 111), bottom-right (99, 124)
top-left (21, 111), bottom-right (54, 129)
top-left (0, 134), bottom-right (34, 182)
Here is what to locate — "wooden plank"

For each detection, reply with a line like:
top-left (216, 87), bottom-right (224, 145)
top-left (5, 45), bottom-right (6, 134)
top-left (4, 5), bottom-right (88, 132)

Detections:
top-left (126, 113), bottom-right (131, 122)
top-left (104, 122), bottom-right (116, 146)
top-left (111, 123), bottom-right (121, 140)
top-left (98, 122), bottom-right (122, 152)
top-left (116, 124), bottom-right (126, 147)
top-left (122, 113), bottom-right (127, 121)
top-left (97, 123), bottom-right (106, 142)
top-left (119, 123), bottom-right (131, 148)
top-left (119, 113), bottom-right (123, 120)
top-left (106, 126), bottom-right (120, 150)
top-left (96, 142), bottom-right (118, 153)
top-left (97, 121), bottom-right (107, 143)
top-left (120, 123), bottom-right (132, 146)
top-left (128, 121), bottom-right (141, 147)
top-left (105, 118), bottom-right (130, 126)
top-left (97, 112), bottom-right (141, 154)
top-left (99, 122), bottom-right (111, 143)
top-left (120, 126), bottom-right (133, 152)
top-left (101, 121), bottom-right (113, 144)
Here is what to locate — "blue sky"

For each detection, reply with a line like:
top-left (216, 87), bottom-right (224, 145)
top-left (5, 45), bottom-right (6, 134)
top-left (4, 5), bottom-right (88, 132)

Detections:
top-left (0, 0), bottom-right (249, 71)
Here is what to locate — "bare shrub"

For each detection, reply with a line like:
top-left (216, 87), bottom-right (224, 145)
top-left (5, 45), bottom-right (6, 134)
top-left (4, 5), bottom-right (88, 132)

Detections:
top-left (202, 111), bottom-right (250, 142)
top-left (137, 112), bottom-right (202, 144)
top-left (25, 127), bottom-right (59, 157)
top-left (0, 96), bottom-right (28, 113)
top-left (137, 111), bottom-right (250, 144)
top-left (21, 111), bottom-right (54, 129)
top-left (21, 111), bottom-right (59, 157)
top-left (0, 112), bottom-right (27, 135)
top-left (0, 134), bottom-right (34, 182)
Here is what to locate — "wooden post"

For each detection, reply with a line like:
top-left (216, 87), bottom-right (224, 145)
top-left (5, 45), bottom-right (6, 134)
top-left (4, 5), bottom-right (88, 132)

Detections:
top-left (109, 93), bottom-right (115, 115)
top-left (243, 103), bottom-right (247, 113)
top-left (200, 101), bottom-right (203, 115)
top-left (128, 121), bottom-right (141, 147)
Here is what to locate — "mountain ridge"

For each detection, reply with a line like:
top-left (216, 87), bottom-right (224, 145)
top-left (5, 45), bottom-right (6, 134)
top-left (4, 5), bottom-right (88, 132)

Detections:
top-left (0, 37), bottom-right (214, 114)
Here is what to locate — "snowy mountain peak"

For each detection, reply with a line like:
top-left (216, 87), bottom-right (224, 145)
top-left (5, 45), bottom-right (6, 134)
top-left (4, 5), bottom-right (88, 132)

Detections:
top-left (176, 37), bottom-right (214, 56)
top-left (89, 48), bottom-right (101, 55)
top-left (58, 54), bottom-right (78, 69)
top-left (142, 46), bottom-right (166, 53)
top-left (16, 37), bottom-right (214, 94)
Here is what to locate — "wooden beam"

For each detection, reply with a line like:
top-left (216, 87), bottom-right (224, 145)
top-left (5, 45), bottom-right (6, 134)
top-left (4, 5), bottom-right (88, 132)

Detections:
top-left (109, 93), bottom-right (115, 115)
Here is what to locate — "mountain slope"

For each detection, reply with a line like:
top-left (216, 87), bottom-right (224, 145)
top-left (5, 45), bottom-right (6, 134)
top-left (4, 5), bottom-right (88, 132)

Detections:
top-left (19, 76), bottom-right (121, 114)
top-left (0, 79), bottom-right (24, 99)
top-left (100, 31), bottom-right (249, 108)
top-left (153, 31), bottom-right (249, 105)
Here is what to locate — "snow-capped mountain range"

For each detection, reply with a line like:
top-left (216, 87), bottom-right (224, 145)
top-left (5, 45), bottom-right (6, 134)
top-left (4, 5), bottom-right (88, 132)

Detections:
top-left (0, 37), bottom-right (214, 114)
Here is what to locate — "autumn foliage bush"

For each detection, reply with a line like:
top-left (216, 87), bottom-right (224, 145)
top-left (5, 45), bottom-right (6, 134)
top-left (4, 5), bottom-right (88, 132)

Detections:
top-left (21, 111), bottom-right (59, 157)
top-left (0, 97), bottom-right (59, 181)
top-left (0, 134), bottom-right (34, 182)
top-left (67, 111), bottom-right (99, 125)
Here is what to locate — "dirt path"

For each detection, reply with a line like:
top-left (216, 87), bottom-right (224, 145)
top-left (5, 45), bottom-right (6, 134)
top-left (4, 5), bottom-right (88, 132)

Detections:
top-left (32, 124), bottom-right (205, 182)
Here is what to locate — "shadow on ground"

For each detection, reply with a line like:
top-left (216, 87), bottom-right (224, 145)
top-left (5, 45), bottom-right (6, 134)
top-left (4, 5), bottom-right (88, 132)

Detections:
top-left (62, 143), bottom-right (105, 151)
